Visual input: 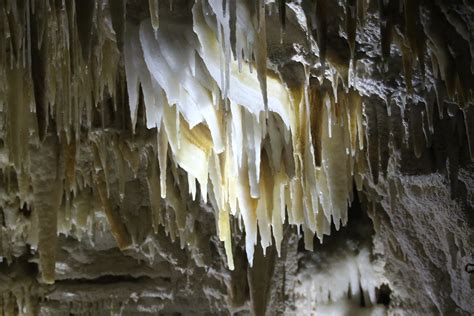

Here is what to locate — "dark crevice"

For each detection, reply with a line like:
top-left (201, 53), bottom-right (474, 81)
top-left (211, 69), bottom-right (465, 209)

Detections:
top-left (376, 283), bottom-right (392, 306)
top-left (19, 203), bottom-right (32, 218)
top-left (0, 207), bottom-right (5, 227)
top-left (56, 275), bottom-right (163, 285)
top-left (359, 283), bottom-right (366, 307)
top-left (0, 254), bottom-right (38, 276)
top-left (302, 183), bottom-right (375, 253)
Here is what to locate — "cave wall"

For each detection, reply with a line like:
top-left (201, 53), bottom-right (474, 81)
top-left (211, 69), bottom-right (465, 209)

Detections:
top-left (0, 0), bottom-right (473, 315)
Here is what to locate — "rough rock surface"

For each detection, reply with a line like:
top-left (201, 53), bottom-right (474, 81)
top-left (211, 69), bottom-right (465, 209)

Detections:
top-left (0, 0), bottom-right (473, 315)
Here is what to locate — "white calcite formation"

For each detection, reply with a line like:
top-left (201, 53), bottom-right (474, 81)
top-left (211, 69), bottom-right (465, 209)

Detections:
top-left (294, 247), bottom-right (386, 315)
top-left (0, 0), bottom-right (366, 276)
top-left (123, 0), bottom-right (366, 269)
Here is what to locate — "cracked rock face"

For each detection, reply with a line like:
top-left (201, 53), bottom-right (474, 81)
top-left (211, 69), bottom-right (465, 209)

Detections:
top-left (0, 0), bottom-right (473, 315)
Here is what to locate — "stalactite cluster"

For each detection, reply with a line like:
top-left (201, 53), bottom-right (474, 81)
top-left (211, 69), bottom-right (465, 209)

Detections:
top-left (0, 0), bottom-right (472, 314)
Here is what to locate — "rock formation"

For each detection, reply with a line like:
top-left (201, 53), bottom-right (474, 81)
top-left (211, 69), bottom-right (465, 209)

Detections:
top-left (0, 0), bottom-right (473, 314)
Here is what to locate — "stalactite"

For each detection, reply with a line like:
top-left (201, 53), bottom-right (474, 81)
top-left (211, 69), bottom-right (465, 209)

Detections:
top-left (29, 138), bottom-right (62, 284)
top-left (356, 0), bottom-right (366, 27)
top-left (149, 0), bottom-right (160, 31)
top-left (109, 0), bottom-right (125, 52)
top-left (92, 141), bottom-right (132, 250)
top-left (255, 0), bottom-right (268, 110)
top-left (378, 0), bottom-right (397, 62)
top-left (346, 0), bottom-right (357, 60)
top-left (403, 0), bottom-right (425, 80)
top-left (116, 0), bottom-right (367, 262)
top-left (146, 147), bottom-right (162, 234)
top-left (309, 79), bottom-right (323, 167)
top-left (0, 1), bottom-right (471, 298)
top-left (365, 101), bottom-right (380, 184)
top-left (401, 44), bottom-right (414, 94)
top-left (278, 0), bottom-right (286, 32)
top-left (424, 8), bottom-right (456, 99)
top-left (315, 0), bottom-right (328, 67)
top-left (5, 66), bottom-right (30, 171)
top-left (75, 0), bottom-right (95, 61)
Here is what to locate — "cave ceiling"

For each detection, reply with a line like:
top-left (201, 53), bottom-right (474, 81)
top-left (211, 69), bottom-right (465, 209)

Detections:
top-left (0, 0), bottom-right (473, 315)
